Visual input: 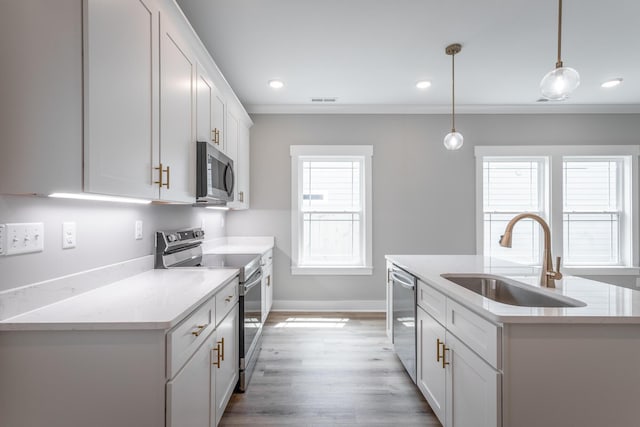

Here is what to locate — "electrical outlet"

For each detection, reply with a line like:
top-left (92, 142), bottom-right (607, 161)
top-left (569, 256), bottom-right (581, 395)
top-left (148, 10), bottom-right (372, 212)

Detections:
top-left (135, 220), bottom-right (143, 240)
top-left (5, 222), bottom-right (44, 255)
top-left (62, 222), bottom-right (76, 249)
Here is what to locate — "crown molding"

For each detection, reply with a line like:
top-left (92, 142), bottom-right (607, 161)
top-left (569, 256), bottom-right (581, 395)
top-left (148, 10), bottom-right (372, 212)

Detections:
top-left (246, 103), bottom-right (640, 115)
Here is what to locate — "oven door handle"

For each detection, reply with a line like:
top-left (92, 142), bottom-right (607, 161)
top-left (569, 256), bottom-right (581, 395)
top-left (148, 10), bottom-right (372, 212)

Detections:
top-left (244, 271), bottom-right (263, 292)
top-left (391, 270), bottom-right (415, 290)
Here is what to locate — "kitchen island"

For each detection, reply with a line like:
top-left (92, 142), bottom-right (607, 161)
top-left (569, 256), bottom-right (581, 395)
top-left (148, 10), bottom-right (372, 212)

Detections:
top-left (386, 255), bottom-right (640, 427)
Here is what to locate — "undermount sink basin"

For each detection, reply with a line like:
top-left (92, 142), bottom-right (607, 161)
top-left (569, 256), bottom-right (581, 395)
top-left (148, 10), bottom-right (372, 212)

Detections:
top-left (440, 274), bottom-right (586, 308)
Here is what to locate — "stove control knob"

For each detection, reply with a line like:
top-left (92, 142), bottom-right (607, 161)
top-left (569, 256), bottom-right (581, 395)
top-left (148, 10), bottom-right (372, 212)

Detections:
top-left (167, 234), bottom-right (178, 243)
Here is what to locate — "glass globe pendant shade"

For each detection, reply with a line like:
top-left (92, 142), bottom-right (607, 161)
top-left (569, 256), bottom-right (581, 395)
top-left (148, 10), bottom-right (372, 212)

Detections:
top-left (443, 131), bottom-right (464, 150)
top-left (540, 66), bottom-right (580, 100)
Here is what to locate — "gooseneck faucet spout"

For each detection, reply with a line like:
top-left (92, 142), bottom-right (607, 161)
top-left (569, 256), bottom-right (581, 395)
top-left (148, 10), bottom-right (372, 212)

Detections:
top-left (499, 213), bottom-right (562, 288)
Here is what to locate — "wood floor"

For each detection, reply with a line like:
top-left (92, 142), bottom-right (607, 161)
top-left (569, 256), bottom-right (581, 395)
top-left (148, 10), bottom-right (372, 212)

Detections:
top-left (220, 312), bottom-right (441, 427)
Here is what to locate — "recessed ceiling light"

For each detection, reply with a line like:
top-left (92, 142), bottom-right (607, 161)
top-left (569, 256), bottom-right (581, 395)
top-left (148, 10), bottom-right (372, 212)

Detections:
top-left (416, 80), bottom-right (432, 89)
top-left (601, 78), bottom-right (623, 88)
top-left (269, 80), bottom-right (284, 89)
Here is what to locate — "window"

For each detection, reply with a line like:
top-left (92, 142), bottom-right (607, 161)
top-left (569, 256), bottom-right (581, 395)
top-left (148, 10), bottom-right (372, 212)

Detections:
top-left (483, 158), bottom-right (547, 265)
top-left (476, 145), bottom-right (639, 274)
top-left (290, 145), bottom-right (373, 275)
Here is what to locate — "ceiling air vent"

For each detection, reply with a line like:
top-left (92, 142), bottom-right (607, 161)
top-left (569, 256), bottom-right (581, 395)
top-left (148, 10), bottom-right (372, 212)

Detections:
top-left (310, 97), bottom-right (338, 103)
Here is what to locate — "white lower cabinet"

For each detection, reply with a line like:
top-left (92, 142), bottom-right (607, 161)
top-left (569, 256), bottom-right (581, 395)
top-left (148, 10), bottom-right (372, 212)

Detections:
top-left (261, 250), bottom-right (273, 322)
top-left (446, 332), bottom-right (500, 427)
top-left (167, 330), bottom-right (217, 427)
top-left (418, 306), bottom-right (500, 427)
top-left (417, 307), bottom-right (446, 422)
top-left (417, 302), bottom-right (501, 427)
top-left (214, 305), bottom-right (239, 426)
top-left (166, 284), bottom-right (239, 427)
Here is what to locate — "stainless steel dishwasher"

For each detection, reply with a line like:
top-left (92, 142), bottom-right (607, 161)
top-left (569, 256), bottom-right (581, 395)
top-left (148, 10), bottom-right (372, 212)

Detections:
top-left (391, 266), bottom-right (417, 383)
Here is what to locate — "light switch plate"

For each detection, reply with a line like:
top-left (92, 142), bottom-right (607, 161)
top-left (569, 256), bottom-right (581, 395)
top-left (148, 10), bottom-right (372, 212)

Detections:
top-left (62, 222), bottom-right (76, 249)
top-left (135, 220), bottom-right (143, 240)
top-left (5, 222), bottom-right (44, 255)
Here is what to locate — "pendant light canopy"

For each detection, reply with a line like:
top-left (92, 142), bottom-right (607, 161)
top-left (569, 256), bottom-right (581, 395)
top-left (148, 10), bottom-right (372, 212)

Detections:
top-left (540, 0), bottom-right (580, 100)
top-left (444, 43), bottom-right (463, 151)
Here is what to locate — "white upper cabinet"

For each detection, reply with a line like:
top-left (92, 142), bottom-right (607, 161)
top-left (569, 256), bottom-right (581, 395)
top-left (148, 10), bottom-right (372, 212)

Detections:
top-left (196, 66), bottom-right (216, 146)
top-left (227, 110), bottom-right (250, 210)
top-left (212, 86), bottom-right (227, 154)
top-left (196, 65), bottom-right (227, 154)
top-left (158, 13), bottom-right (196, 203)
top-left (84, 0), bottom-right (160, 200)
top-left (0, 0), bottom-right (252, 204)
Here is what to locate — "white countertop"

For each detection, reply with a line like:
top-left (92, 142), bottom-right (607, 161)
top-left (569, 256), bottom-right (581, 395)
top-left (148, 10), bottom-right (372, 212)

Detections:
top-left (386, 255), bottom-right (640, 324)
top-left (0, 269), bottom-right (238, 331)
top-left (203, 236), bottom-right (274, 256)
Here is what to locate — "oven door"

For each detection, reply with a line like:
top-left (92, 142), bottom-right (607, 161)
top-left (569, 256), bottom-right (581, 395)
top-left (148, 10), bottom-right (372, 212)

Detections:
top-left (196, 141), bottom-right (234, 202)
top-left (240, 269), bottom-right (263, 365)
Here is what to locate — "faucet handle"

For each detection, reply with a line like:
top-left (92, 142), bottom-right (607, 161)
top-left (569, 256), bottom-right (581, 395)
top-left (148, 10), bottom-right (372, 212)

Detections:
top-left (554, 256), bottom-right (563, 280)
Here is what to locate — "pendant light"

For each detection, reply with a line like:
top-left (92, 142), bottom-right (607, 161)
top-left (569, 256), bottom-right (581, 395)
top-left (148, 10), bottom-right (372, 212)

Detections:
top-left (443, 43), bottom-right (463, 151)
top-left (540, 0), bottom-right (580, 100)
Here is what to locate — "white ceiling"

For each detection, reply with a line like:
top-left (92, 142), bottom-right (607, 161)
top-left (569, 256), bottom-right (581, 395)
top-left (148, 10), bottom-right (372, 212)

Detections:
top-left (176, 0), bottom-right (640, 113)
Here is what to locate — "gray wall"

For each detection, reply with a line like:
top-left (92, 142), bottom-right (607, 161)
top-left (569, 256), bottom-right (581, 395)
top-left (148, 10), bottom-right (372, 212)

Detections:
top-left (0, 195), bottom-right (226, 292)
top-left (226, 113), bottom-right (640, 306)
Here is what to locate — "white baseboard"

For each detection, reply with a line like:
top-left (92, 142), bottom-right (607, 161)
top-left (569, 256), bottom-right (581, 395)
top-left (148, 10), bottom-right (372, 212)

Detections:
top-left (272, 299), bottom-right (385, 312)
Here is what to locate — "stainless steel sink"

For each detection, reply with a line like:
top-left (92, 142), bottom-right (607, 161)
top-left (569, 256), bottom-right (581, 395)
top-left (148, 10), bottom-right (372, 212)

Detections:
top-left (440, 274), bottom-right (586, 308)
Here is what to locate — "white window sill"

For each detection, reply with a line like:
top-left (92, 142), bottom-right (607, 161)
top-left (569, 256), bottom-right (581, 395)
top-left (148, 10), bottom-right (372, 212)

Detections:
top-left (291, 266), bottom-right (373, 276)
top-left (563, 266), bottom-right (640, 276)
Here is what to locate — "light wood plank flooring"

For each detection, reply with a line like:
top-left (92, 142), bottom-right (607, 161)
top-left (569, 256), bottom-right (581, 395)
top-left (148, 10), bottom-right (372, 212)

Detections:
top-left (220, 312), bottom-right (441, 426)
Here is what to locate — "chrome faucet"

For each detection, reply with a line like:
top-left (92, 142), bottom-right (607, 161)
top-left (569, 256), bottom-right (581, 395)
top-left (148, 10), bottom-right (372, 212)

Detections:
top-left (499, 213), bottom-right (562, 288)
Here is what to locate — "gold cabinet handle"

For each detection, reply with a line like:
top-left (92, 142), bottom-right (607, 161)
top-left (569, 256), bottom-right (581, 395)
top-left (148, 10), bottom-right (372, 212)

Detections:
top-left (225, 295), bottom-right (233, 303)
top-left (212, 343), bottom-right (221, 368)
top-left (154, 163), bottom-right (170, 189)
top-left (442, 344), bottom-right (450, 369)
top-left (211, 129), bottom-right (216, 142)
top-left (436, 338), bottom-right (443, 363)
top-left (191, 324), bottom-right (208, 337)
top-left (239, 191), bottom-right (244, 202)
top-left (154, 163), bottom-right (164, 188)
top-left (216, 129), bottom-right (220, 145)
top-left (217, 337), bottom-right (225, 361)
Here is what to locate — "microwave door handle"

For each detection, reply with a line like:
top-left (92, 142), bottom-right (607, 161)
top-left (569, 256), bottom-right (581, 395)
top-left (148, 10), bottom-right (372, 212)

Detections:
top-left (224, 162), bottom-right (235, 197)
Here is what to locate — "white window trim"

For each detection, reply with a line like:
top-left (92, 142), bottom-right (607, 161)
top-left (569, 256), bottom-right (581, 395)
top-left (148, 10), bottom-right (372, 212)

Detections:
top-left (475, 145), bottom-right (640, 275)
top-left (290, 145), bottom-right (373, 275)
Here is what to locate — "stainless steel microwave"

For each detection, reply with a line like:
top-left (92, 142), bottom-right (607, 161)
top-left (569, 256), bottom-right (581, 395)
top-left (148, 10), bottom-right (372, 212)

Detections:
top-left (196, 141), bottom-right (234, 203)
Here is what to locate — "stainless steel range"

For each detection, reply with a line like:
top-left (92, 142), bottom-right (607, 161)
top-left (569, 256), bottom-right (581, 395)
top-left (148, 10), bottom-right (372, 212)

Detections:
top-left (155, 227), bottom-right (264, 392)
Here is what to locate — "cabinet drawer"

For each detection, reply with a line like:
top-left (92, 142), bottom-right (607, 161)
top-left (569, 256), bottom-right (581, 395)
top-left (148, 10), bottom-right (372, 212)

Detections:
top-left (215, 278), bottom-right (239, 326)
top-left (261, 249), bottom-right (273, 267)
top-left (418, 280), bottom-right (447, 325)
top-left (167, 296), bottom-right (216, 379)
top-left (446, 299), bottom-right (501, 369)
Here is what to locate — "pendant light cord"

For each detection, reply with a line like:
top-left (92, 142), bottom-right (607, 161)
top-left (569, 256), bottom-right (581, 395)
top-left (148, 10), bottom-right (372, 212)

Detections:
top-left (451, 52), bottom-right (456, 131)
top-left (556, 0), bottom-right (563, 68)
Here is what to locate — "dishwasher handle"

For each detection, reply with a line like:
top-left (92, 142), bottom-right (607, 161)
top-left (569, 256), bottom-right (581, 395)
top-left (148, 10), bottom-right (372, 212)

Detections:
top-left (391, 270), bottom-right (415, 290)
